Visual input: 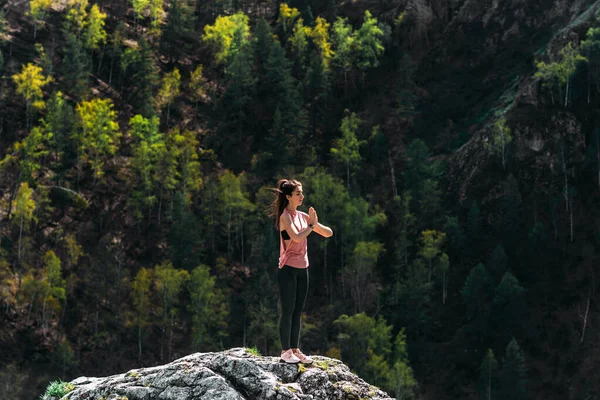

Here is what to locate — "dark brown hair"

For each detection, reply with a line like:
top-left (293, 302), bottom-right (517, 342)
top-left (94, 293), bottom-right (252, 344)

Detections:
top-left (269, 179), bottom-right (302, 229)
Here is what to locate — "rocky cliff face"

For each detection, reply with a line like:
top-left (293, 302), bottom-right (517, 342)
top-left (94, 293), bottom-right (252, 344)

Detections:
top-left (59, 348), bottom-right (392, 400)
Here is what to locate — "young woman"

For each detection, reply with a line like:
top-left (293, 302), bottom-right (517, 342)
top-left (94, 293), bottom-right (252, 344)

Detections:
top-left (270, 179), bottom-right (333, 364)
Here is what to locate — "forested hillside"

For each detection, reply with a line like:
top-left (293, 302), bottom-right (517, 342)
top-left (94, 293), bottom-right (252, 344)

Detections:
top-left (2, 0), bottom-right (600, 398)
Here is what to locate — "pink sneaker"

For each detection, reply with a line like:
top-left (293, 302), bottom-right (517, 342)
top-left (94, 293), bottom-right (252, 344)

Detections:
top-left (280, 349), bottom-right (301, 364)
top-left (292, 348), bottom-right (314, 364)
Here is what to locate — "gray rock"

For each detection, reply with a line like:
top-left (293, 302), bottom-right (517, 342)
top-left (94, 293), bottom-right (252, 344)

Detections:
top-left (62, 348), bottom-right (392, 400)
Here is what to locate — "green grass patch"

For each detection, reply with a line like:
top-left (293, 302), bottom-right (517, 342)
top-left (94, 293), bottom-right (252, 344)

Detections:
top-left (40, 379), bottom-right (75, 400)
top-left (245, 346), bottom-right (261, 356)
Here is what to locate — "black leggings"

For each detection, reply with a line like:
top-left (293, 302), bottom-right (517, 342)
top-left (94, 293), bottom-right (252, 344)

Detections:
top-left (278, 265), bottom-right (309, 350)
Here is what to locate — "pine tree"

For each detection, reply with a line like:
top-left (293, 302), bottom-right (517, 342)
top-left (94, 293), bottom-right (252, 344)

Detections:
top-left (127, 38), bottom-right (160, 118)
top-left (43, 91), bottom-right (76, 182)
top-left (461, 263), bottom-right (492, 319)
top-left (500, 338), bottom-right (527, 400)
top-left (161, 0), bottom-right (194, 62)
top-left (61, 33), bottom-right (90, 100)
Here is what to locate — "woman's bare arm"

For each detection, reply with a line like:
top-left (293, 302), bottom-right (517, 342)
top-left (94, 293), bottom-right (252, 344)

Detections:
top-left (280, 212), bottom-right (313, 242)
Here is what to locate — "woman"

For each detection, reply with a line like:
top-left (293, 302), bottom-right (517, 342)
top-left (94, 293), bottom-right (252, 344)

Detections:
top-left (270, 179), bottom-right (333, 364)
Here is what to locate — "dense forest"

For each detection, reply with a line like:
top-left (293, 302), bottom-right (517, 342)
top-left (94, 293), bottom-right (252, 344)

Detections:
top-left (2, 0), bottom-right (600, 398)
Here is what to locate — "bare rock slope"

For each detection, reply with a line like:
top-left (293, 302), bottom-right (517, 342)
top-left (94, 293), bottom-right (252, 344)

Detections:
top-left (61, 348), bottom-right (392, 400)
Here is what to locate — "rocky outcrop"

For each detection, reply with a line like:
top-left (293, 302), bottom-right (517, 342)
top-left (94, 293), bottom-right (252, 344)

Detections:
top-left (60, 348), bottom-right (392, 400)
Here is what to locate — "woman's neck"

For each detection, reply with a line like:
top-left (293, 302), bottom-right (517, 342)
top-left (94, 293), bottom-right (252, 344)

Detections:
top-left (286, 205), bottom-right (297, 214)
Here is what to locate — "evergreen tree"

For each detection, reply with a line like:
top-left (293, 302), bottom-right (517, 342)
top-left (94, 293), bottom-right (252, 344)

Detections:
top-left (61, 33), bottom-right (90, 100)
top-left (43, 91), bottom-right (76, 182)
top-left (487, 244), bottom-right (508, 284)
top-left (500, 338), bottom-right (527, 400)
top-left (127, 38), bottom-right (160, 118)
top-left (443, 216), bottom-right (465, 260)
top-left (161, 0), bottom-right (194, 62)
top-left (461, 263), bottom-right (492, 320)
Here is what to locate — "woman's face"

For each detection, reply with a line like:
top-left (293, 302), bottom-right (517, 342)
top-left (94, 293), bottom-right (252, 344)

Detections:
top-left (287, 186), bottom-right (304, 208)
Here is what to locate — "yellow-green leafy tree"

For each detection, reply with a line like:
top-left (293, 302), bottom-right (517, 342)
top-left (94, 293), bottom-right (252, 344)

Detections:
top-left (189, 65), bottom-right (206, 113)
top-left (484, 117), bottom-right (512, 170)
top-left (330, 111), bottom-right (365, 189)
top-left (27, 0), bottom-right (52, 38)
top-left (64, 0), bottom-right (88, 35)
top-left (40, 250), bottom-right (66, 335)
top-left (131, 267), bottom-right (153, 361)
top-left (418, 229), bottom-right (446, 283)
top-left (83, 3), bottom-right (107, 50)
top-left (202, 12), bottom-right (250, 64)
top-left (154, 260), bottom-right (189, 360)
top-left (12, 63), bottom-right (53, 128)
top-left (155, 68), bottom-right (181, 125)
top-left (74, 98), bottom-right (121, 183)
top-left (10, 183), bottom-right (36, 284)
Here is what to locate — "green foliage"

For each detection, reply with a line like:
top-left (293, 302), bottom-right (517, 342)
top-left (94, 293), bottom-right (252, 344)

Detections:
top-left (12, 63), bottom-right (53, 125)
top-left (334, 313), bottom-right (417, 396)
top-left (155, 68), bottom-right (181, 123)
top-left (346, 241), bottom-right (385, 313)
top-left (161, 0), bottom-right (194, 62)
top-left (330, 111), bottom-right (365, 189)
top-left (43, 91), bottom-right (76, 177)
top-left (124, 38), bottom-right (160, 117)
top-left (40, 379), bottom-right (75, 400)
top-left (64, 0), bottom-right (88, 35)
top-left (484, 118), bottom-right (512, 170)
top-left (417, 230), bottom-right (446, 283)
top-left (83, 4), bottom-right (107, 50)
top-left (202, 12), bottom-right (250, 64)
top-left (11, 125), bottom-right (49, 184)
top-left (443, 216), bottom-right (465, 258)
top-left (500, 338), bottom-right (527, 400)
top-left (534, 42), bottom-right (586, 107)
top-left (27, 0), bottom-right (52, 35)
top-left (354, 11), bottom-right (384, 71)
top-left (61, 33), bottom-right (90, 100)
top-left (461, 263), bottom-right (492, 319)
top-left (245, 346), bottom-right (261, 356)
top-left (75, 98), bottom-right (121, 180)
top-left (188, 264), bottom-right (229, 350)
top-left (478, 349), bottom-right (499, 400)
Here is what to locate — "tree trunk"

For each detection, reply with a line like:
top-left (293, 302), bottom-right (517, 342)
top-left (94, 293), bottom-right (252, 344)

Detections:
top-left (388, 150), bottom-right (398, 197)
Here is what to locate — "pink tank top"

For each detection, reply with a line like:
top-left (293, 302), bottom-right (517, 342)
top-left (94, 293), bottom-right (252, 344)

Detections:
top-left (278, 209), bottom-right (309, 269)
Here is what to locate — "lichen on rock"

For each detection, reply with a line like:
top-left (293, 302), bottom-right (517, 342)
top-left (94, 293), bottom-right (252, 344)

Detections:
top-left (60, 348), bottom-right (392, 400)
